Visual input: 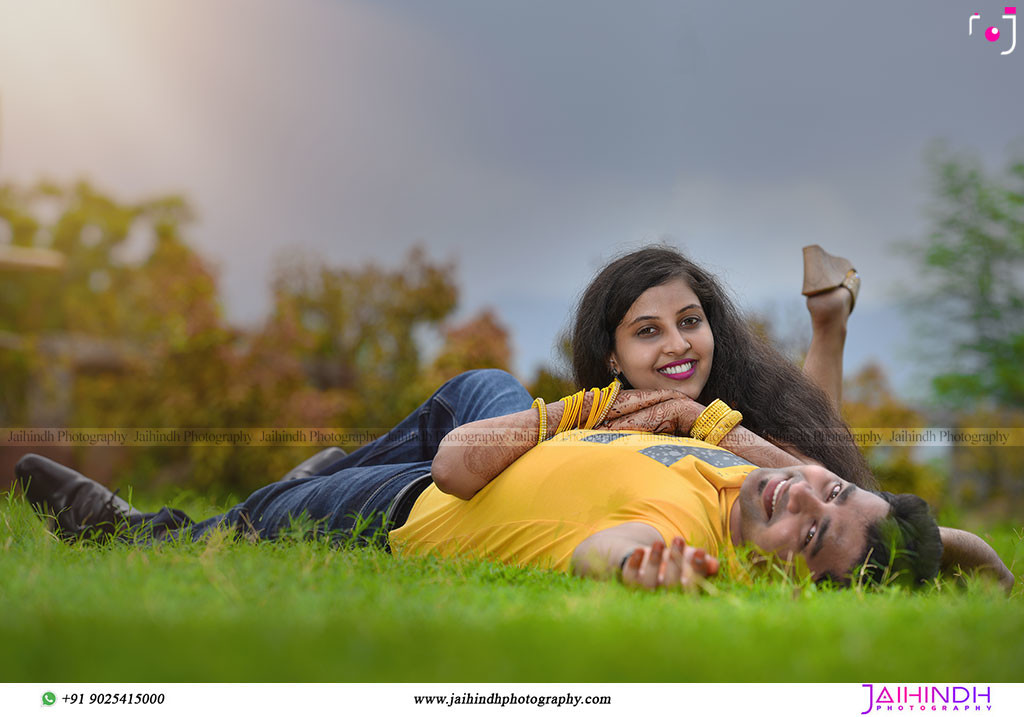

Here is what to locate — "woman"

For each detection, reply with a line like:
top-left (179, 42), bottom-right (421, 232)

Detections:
top-left (431, 244), bottom-right (876, 498)
top-left (569, 245), bottom-right (874, 488)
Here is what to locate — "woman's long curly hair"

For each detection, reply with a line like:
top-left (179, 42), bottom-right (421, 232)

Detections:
top-left (571, 245), bottom-right (875, 489)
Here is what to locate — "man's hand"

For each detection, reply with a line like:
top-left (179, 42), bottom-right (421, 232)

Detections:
top-left (621, 536), bottom-right (719, 592)
top-left (601, 394), bottom-right (702, 436)
top-left (939, 526), bottom-right (1016, 595)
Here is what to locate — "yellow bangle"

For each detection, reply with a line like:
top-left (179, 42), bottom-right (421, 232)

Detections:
top-left (704, 410), bottom-right (743, 446)
top-left (591, 379), bottom-right (621, 427)
top-left (582, 388), bottom-right (603, 430)
top-left (567, 390), bottom-right (584, 430)
top-left (554, 390), bottom-right (584, 435)
top-left (690, 399), bottom-right (731, 441)
top-left (532, 397), bottom-right (547, 445)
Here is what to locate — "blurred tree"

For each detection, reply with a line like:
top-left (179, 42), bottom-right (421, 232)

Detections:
top-left (0, 180), bottom-right (192, 337)
top-left (426, 309), bottom-right (511, 384)
top-left (0, 181), bottom-right (470, 492)
top-left (267, 246), bottom-right (458, 431)
top-left (0, 181), bottom-right (193, 429)
top-left (905, 143), bottom-right (1024, 410)
top-left (902, 144), bottom-right (1024, 513)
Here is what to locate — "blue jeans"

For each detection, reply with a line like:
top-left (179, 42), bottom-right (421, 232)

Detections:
top-left (130, 370), bottom-right (532, 545)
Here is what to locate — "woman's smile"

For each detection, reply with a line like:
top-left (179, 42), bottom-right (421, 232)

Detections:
top-left (610, 278), bottom-right (715, 399)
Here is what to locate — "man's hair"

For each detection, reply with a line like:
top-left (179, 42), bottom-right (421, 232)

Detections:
top-left (819, 491), bottom-right (942, 588)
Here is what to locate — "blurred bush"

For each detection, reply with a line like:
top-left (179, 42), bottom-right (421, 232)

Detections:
top-left (0, 181), bottom-right (519, 492)
top-left (842, 362), bottom-right (946, 505)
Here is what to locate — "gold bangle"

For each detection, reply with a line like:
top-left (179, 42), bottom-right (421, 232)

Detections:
top-left (582, 388), bottom-right (603, 430)
top-left (532, 397), bottom-right (547, 445)
top-left (690, 399), bottom-right (731, 441)
top-left (592, 379), bottom-right (621, 427)
top-left (554, 390), bottom-right (584, 435)
top-left (704, 410), bottom-right (743, 446)
top-left (567, 390), bottom-right (584, 431)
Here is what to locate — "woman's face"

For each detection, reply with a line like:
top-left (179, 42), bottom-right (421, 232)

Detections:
top-left (609, 277), bottom-right (715, 399)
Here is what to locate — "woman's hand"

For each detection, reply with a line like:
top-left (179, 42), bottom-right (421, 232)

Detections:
top-left (600, 393), bottom-right (702, 436)
top-left (621, 536), bottom-right (719, 592)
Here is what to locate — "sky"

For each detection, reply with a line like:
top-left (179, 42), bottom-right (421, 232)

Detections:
top-left (1, 0), bottom-right (1022, 398)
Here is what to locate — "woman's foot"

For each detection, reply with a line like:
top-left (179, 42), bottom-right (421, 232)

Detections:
top-left (800, 246), bottom-right (859, 411)
top-left (806, 285), bottom-right (854, 333)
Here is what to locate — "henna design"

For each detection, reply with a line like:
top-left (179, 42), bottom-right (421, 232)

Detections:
top-left (603, 388), bottom-right (683, 421)
top-left (464, 442), bottom-right (518, 477)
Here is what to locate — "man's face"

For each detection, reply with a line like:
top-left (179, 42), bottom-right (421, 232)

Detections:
top-left (735, 465), bottom-right (891, 580)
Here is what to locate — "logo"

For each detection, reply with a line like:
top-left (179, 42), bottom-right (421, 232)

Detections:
top-left (861, 684), bottom-right (993, 714)
top-left (970, 8), bottom-right (1017, 55)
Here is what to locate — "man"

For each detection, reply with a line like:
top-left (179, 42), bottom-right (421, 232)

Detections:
top-left (391, 429), bottom-right (942, 589)
top-left (15, 426), bottom-right (945, 590)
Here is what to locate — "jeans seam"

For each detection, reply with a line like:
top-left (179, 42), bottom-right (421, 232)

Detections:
top-left (434, 395), bottom-right (456, 424)
top-left (356, 469), bottom-right (418, 522)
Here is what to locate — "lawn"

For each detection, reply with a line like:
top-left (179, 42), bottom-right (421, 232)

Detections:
top-left (1, 492), bottom-right (1022, 683)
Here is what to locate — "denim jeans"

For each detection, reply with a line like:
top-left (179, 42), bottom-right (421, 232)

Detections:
top-left (130, 369), bottom-right (533, 545)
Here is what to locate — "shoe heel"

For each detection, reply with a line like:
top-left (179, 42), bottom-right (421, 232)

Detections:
top-left (801, 244), bottom-right (860, 311)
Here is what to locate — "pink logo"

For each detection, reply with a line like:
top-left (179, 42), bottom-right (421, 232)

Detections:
top-left (970, 8), bottom-right (1017, 54)
top-left (970, 8), bottom-right (1011, 54)
top-left (861, 684), bottom-right (993, 714)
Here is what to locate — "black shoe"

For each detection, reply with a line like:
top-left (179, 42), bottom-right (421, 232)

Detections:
top-left (15, 453), bottom-right (141, 540)
top-left (280, 447), bottom-right (347, 481)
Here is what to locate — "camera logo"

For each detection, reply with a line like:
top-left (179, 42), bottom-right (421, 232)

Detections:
top-left (970, 7), bottom-right (1017, 55)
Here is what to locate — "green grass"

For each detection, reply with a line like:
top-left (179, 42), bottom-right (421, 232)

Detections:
top-left (1, 492), bottom-right (1022, 682)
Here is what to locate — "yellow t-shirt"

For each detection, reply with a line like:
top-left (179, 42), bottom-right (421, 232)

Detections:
top-left (389, 429), bottom-right (756, 572)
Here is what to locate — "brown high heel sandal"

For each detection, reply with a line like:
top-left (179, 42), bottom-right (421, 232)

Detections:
top-left (801, 244), bottom-right (860, 313)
